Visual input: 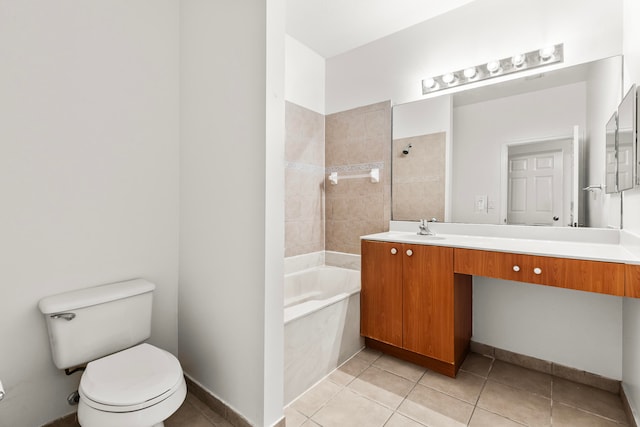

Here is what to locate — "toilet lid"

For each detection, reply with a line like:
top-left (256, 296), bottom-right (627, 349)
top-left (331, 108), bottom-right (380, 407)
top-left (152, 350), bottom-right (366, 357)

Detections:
top-left (80, 343), bottom-right (183, 407)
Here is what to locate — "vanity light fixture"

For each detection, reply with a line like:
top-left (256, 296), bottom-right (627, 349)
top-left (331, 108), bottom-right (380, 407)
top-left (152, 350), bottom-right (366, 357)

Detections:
top-left (421, 43), bottom-right (564, 95)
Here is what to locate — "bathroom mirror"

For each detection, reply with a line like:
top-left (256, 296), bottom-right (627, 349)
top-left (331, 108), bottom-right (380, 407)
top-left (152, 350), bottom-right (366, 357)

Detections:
top-left (392, 55), bottom-right (623, 228)
top-left (617, 84), bottom-right (637, 191)
top-left (605, 112), bottom-right (618, 193)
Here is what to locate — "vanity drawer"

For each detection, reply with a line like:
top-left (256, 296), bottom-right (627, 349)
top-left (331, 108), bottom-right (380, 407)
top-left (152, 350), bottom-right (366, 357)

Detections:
top-left (627, 264), bottom-right (640, 298)
top-left (454, 248), bottom-right (624, 296)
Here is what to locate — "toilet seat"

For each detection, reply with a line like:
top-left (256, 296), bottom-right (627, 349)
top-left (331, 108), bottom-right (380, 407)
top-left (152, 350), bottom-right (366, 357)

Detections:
top-left (79, 343), bottom-right (184, 413)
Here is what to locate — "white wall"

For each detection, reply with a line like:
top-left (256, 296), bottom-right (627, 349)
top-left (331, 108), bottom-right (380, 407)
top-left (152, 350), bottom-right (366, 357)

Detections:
top-left (620, 0), bottom-right (640, 232)
top-left (0, 1), bottom-right (180, 426)
top-left (622, 0), bottom-right (640, 420)
top-left (452, 82), bottom-right (587, 224)
top-left (285, 36), bottom-right (325, 114)
top-left (179, 1), bottom-right (284, 426)
top-left (326, 0), bottom-right (623, 114)
top-left (474, 278), bottom-right (623, 379)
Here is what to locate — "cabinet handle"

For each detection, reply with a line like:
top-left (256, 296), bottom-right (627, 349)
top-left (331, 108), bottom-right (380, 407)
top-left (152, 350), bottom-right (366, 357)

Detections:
top-left (533, 267), bottom-right (542, 275)
top-left (406, 249), bottom-right (413, 257)
top-left (513, 265), bottom-right (520, 272)
top-left (390, 248), bottom-right (398, 255)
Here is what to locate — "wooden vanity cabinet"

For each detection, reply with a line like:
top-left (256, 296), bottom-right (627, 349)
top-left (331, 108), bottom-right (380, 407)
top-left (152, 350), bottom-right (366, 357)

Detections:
top-left (361, 240), bottom-right (471, 377)
top-left (454, 248), bottom-right (625, 296)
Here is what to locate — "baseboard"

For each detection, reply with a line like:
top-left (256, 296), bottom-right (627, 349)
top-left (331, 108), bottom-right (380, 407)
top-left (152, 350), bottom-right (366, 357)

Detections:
top-left (185, 374), bottom-right (269, 427)
top-left (272, 415), bottom-right (286, 427)
top-left (470, 340), bottom-right (620, 394)
top-left (41, 412), bottom-right (77, 427)
top-left (622, 383), bottom-right (639, 427)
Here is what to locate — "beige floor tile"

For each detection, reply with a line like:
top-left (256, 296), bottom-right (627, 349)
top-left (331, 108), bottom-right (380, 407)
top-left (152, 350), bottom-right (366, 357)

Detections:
top-left (384, 412), bottom-right (427, 427)
top-left (184, 393), bottom-right (231, 425)
top-left (397, 383), bottom-right (474, 427)
top-left (283, 407), bottom-right (309, 427)
top-left (290, 379), bottom-right (343, 417)
top-left (460, 353), bottom-right (494, 378)
top-left (356, 347), bottom-right (382, 364)
top-left (166, 396), bottom-right (222, 427)
top-left (477, 381), bottom-right (551, 427)
top-left (419, 370), bottom-right (485, 404)
top-left (489, 360), bottom-right (552, 397)
top-left (329, 355), bottom-right (372, 386)
top-left (373, 354), bottom-right (426, 382)
top-left (348, 366), bottom-right (415, 409)
top-left (552, 403), bottom-right (627, 427)
top-left (468, 408), bottom-right (526, 427)
top-left (552, 378), bottom-right (627, 424)
top-left (311, 388), bottom-right (393, 427)
top-left (301, 420), bottom-right (322, 427)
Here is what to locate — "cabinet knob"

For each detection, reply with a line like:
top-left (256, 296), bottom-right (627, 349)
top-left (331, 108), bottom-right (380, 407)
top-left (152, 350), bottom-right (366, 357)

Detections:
top-left (513, 265), bottom-right (520, 272)
top-left (533, 267), bottom-right (542, 275)
top-left (406, 249), bottom-right (413, 257)
top-left (390, 248), bottom-right (398, 255)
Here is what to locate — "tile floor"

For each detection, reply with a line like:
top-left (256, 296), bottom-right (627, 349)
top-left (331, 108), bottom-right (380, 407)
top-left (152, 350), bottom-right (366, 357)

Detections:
top-left (50, 348), bottom-right (629, 427)
top-left (285, 348), bottom-right (630, 427)
top-left (51, 392), bottom-right (232, 427)
top-left (165, 392), bottom-right (233, 427)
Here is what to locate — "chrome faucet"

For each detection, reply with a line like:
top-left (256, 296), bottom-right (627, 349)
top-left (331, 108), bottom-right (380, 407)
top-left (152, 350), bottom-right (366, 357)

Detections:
top-left (417, 219), bottom-right (436, 236)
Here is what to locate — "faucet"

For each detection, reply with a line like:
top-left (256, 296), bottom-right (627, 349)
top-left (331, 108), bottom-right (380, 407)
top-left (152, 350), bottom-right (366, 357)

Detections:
top-left (417, 218), bottom-right (436, 236)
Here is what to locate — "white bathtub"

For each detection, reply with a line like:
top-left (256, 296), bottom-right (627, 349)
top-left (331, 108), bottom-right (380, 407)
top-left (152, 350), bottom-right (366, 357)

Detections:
top-left (284, 265), bottom-right (363, 405)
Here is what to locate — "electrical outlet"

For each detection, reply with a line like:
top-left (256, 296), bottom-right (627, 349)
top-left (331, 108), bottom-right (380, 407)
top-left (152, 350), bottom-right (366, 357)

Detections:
top-left (475, 195), bottom-right (487, 213)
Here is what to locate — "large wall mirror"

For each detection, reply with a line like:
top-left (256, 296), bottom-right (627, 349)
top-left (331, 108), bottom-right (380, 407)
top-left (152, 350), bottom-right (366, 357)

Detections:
top-left (392, 55), bottom-right (623, 228)
top-left (617, 84), bottom-right (637, 191)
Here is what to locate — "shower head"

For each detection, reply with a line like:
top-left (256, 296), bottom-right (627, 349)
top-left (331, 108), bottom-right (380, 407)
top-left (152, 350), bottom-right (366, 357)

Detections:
top-left (402, 143), bottom-right (413, 155)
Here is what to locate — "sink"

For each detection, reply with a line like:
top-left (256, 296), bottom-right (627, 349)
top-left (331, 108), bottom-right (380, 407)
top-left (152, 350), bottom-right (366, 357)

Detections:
top-left (414, 235), bottom-right (445, 240)
top-left (385, 232), bottom-right (445, 241)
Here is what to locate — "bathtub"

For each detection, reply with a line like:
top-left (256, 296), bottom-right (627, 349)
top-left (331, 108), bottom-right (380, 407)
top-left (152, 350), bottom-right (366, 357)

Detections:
top-left (284, 265), bottom-right (364, 405)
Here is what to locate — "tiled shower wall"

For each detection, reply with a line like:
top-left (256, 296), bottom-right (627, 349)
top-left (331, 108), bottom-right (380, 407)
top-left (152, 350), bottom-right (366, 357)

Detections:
top-left (392, 132), bottom-right (446, 221)
top-left (325, 101), bottom-right (391, 255)
top-left (285, 102), bottom-right (325, 257)
top-left (285, 100), bottom-right (391, 257)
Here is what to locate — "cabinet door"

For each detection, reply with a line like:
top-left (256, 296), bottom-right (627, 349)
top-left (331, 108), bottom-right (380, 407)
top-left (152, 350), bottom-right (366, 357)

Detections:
top-left (361, 240), bottom-right (403, 347)
top-left (403, 245), bottom-right (454, 362)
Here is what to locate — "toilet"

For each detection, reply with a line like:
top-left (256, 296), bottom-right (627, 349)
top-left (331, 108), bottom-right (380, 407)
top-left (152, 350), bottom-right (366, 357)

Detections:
top-left (38, 279), bottom-right (186, 427)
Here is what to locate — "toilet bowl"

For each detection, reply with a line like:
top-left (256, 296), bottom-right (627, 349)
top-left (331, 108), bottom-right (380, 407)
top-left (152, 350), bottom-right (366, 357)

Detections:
top-left (77, 344), bottom-right (187, 427)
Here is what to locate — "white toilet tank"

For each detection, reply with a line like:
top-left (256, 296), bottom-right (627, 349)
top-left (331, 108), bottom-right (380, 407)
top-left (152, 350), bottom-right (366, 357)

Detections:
top-left (38, 279), bottom-right (155, 370)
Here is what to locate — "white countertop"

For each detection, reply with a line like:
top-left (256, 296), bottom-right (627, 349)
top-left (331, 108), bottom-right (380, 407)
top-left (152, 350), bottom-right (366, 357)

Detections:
top-left (361, 223), bottom-right (640, 265)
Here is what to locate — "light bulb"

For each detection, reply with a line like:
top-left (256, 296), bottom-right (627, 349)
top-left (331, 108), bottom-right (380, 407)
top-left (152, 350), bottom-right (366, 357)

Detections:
top-left (512, 53), bottom-right (526, 67)
top-left (539, 46), bottom-right (556, 60)
top-left (486, 60), bottom-right (501, 73)
top-left (442, 73), bottom-right (456, 84)
top-left (463, 67), bottom-right (477, 79)
top-left (423, 77), bottom-right (436, 89)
